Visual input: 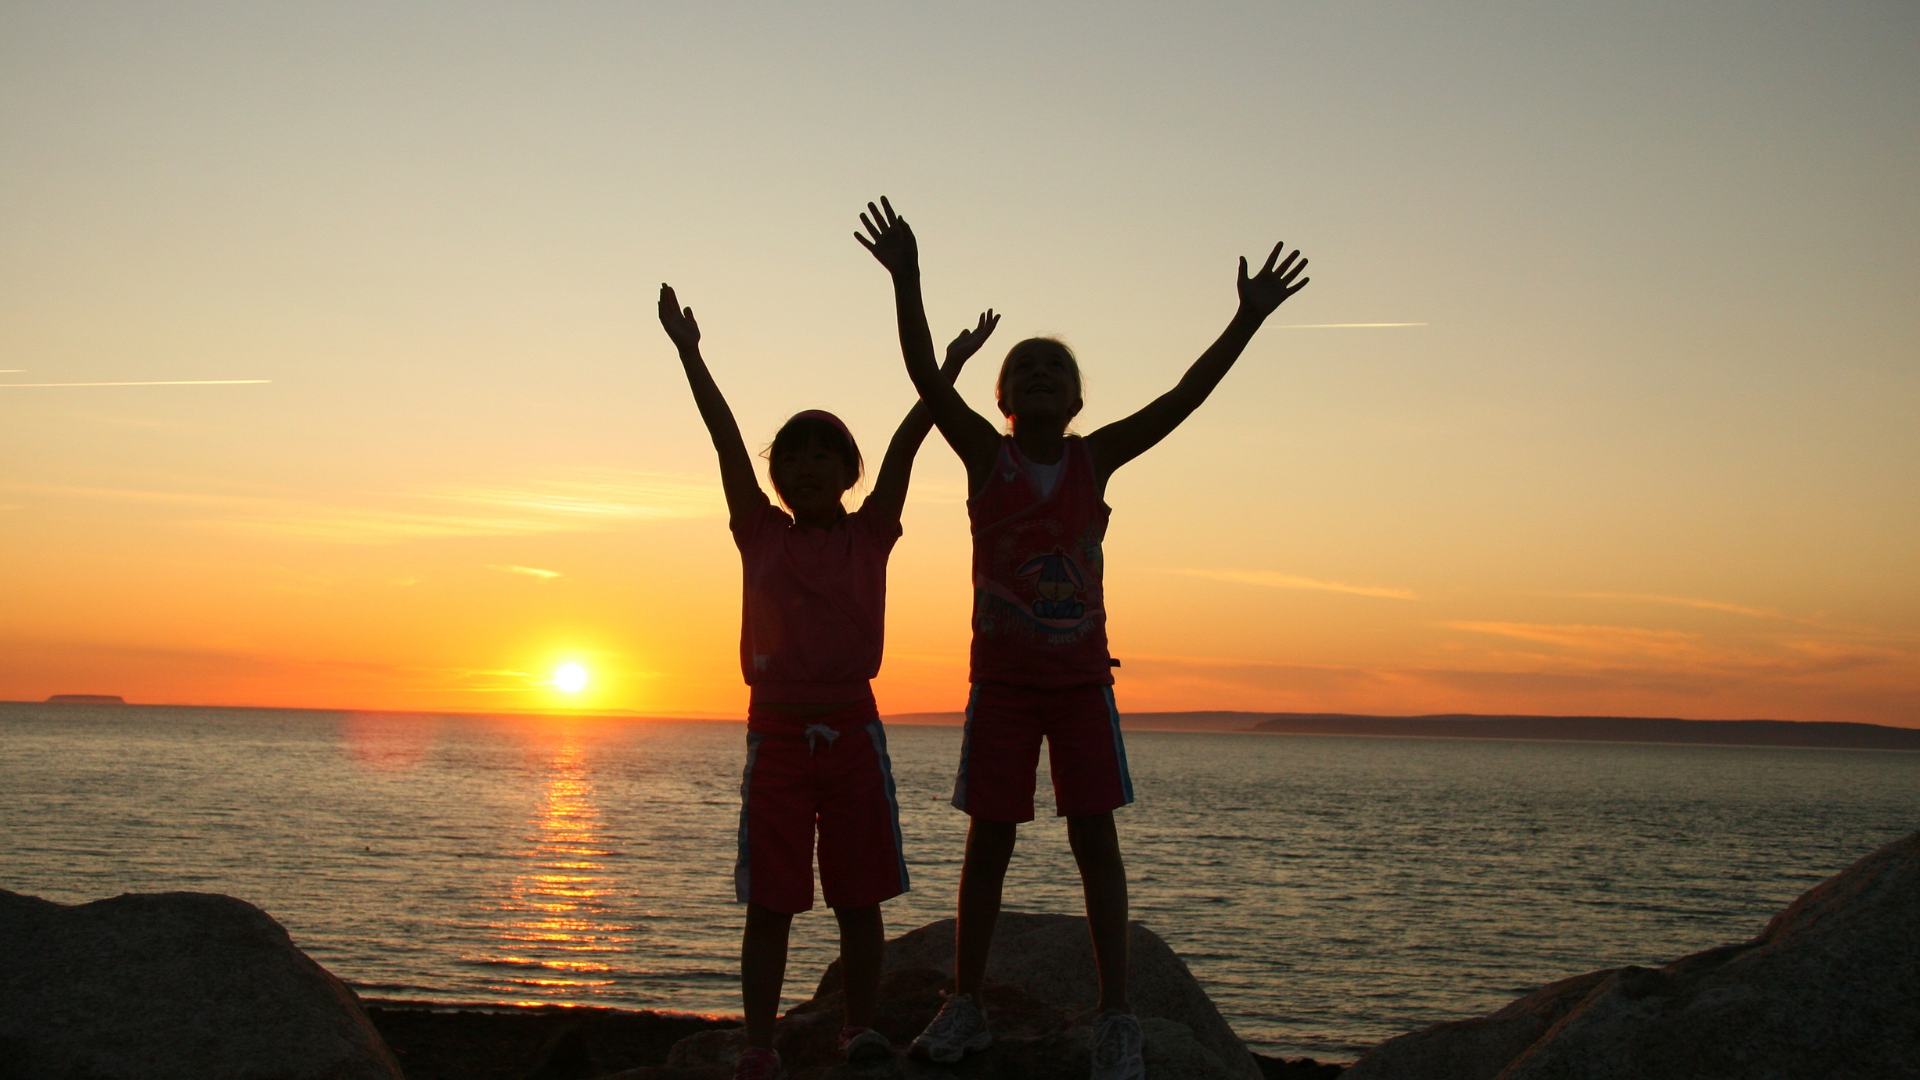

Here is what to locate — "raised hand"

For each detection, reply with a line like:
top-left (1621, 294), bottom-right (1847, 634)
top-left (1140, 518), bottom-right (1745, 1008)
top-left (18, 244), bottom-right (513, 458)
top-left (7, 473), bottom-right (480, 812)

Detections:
top-left (943, 309), bottom-right (1001, 368)
top-left (854, 196), bottom-right (919, 278)
top-left (658, 283), bottom-right (701, 354)
top-left (1236, 242), bottom-right (1311, 320)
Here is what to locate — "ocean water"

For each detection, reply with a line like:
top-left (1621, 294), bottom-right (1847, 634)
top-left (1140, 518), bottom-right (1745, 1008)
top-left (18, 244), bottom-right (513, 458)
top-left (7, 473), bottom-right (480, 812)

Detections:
top-left (2, 703), bottom-right (1915, 1061)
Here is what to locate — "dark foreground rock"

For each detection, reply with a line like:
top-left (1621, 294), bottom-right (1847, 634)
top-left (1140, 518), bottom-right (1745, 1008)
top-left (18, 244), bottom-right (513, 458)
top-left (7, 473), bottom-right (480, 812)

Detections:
top-left (365, 1003), bottom-right (731, 1080)
top-left (633, 911), bottom-right (1268, 1079)
top-left (0, 889), bottom-right (402, 1079)
top-left (1342, 831), bottom-right (1920, 1080)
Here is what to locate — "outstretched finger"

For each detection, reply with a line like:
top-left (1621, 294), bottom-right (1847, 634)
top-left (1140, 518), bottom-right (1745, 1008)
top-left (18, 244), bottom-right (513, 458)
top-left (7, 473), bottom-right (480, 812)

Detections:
top-left (855, 230), bottom-right (876, 252)
top-left (880, 195), bottom-right (898, 226)
top-left (867, 202), bottom-right (886, 233)
top-left (1262, 241), bottom-right (1284, 276)
top-left (1238, 255), bottom-right (1249, 285)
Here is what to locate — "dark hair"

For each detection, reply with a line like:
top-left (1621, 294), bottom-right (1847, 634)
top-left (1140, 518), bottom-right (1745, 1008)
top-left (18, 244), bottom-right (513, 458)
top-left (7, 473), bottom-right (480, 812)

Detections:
top-left (994, 336), bottom-right (1083, 421)
top-left (765, 411), bottom-right (863, 506)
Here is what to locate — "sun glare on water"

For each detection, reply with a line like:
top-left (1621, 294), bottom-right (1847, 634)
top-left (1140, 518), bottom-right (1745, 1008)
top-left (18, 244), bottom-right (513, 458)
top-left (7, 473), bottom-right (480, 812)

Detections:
top-left (552, 662), bottom-right (590, 695)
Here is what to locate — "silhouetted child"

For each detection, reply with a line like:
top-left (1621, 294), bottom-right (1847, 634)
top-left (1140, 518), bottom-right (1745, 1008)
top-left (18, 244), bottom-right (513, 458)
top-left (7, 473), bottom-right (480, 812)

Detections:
top-left (657, 283), bottom-right (997, 1080)
top-left (856, 198), bottom-right (1309, 1080)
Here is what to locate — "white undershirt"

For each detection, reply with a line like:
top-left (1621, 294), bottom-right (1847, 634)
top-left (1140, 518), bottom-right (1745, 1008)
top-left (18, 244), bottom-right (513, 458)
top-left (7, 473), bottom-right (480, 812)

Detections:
top-left (1023, 456), bottom-right (1063, 500)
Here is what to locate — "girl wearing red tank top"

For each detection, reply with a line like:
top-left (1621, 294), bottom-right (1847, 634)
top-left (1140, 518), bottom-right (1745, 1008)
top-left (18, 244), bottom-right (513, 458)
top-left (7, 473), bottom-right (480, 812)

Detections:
top-left (658, 283), bottom-right (997, 1080)
top-left (857, 198), bottom-right (1310, 1076)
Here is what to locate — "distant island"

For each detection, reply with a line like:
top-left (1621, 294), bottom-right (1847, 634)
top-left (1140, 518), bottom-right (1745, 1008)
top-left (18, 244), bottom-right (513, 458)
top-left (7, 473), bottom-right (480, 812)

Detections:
top-left (44, 694), bottom-right (127, 705)
top-left (890, 710), bottom-right (1920, 750)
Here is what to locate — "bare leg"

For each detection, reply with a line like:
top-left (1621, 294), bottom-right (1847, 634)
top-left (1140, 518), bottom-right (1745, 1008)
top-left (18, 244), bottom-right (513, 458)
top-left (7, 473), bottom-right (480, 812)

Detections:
top-left (954, 818), bottom-right (1018, 997)
top-left (1067, 812), bottom-right (1131, 1013)
top-left (741, 902), bottom-right (794, 1049)
top-left (833, 903), bottom-right (885, 1029)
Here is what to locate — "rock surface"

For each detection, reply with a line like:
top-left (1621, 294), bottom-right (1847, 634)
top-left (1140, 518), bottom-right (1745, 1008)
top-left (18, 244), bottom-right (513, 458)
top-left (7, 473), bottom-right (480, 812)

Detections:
top-left (0, 889), bottom-right (404, 1080)
top-left (1343, 831), bottom-right (1920, 1080)
top-left (618, 911), bottom-right (1264, 1079)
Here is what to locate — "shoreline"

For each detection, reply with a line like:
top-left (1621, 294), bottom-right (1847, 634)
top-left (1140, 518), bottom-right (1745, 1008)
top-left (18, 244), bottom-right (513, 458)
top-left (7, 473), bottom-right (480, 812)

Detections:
top-left (360, 999), bottom-right (1348, 1079)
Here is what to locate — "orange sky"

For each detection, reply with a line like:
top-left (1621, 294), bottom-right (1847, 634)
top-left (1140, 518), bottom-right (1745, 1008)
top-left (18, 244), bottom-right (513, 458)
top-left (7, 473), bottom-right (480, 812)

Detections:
top-left (3, 5), bottom-right (1916, 726)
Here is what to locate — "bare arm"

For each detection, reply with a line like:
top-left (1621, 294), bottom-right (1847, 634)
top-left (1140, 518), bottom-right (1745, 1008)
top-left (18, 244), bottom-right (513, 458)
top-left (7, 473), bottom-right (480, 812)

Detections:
top-left (864, 311), bottom-right (1000, 523)
top-left (856, 197), bottom-right (1003, 492)
top-left (657, 283), bottom-right (766, 521)
top-left (1087, 241), bottom-right (1310, 482)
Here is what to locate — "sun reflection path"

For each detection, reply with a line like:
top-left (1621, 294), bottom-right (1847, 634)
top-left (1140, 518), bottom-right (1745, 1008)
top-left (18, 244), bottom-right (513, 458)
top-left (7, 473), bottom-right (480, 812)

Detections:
top-left (475, 736), bottom-right (635, 1002)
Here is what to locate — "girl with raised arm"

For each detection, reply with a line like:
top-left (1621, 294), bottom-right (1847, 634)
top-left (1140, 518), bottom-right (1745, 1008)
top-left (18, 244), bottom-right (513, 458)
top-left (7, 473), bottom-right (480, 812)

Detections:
top-left (657, 283), bottom-right (998, 1080)
top-left (856, 199), bottom-right (1309, 1080)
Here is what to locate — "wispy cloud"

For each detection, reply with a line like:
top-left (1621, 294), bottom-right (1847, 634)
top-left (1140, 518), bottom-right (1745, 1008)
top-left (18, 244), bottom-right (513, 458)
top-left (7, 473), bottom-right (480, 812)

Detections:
top-left (1445, 621), bottom-right (1701, 658)
top-left (0, 379), bottom-right (272, 389)
top-left (1, 469), bottom-right (720, 543)
top-left (430, 472), bottom-right (716, 523)
top-left (1269, 322), bottom-right (1428, 330)
top-left (490, 564), bottom-right (562, 581)
top-left (1168, 568), bottom-right (1418, 601)
top-left (1560, 591), bottom-right (1789, 621)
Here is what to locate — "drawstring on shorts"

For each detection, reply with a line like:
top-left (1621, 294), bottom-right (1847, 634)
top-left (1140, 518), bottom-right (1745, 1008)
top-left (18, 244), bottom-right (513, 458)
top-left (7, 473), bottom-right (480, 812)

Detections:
top-left (803, 723), bottom-right (840, 755)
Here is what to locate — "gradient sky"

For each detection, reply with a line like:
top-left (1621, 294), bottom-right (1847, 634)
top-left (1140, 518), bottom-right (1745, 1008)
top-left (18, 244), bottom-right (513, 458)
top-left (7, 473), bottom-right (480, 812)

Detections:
top-left (4, 2), bottom-right (1916, 725)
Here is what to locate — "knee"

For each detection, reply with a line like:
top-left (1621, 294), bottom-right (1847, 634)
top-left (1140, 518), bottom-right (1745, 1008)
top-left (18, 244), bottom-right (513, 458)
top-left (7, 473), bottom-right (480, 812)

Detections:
top-left (832, 903), bottom-right (882, 932)
top-left (1066, 813), bottom-right (1120, 863)
top-left (970, 819), bottom-right (1019, 857)
top-left (745, 903), bottom-right (795, 932)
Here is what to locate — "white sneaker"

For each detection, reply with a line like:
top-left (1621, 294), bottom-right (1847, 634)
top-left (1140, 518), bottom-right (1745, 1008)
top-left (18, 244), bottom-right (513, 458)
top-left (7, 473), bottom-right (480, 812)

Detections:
top-left (909, 991), bottom-right (992, 1062)
top-left (1089, 1010), bottom-right (1145, 1080)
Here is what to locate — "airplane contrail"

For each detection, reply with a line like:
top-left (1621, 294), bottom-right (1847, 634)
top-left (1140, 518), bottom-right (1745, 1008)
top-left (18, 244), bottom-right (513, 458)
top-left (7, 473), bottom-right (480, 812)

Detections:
top-left (1271, 322), bottom-right (1428, 329)
top-left (0, 379), bottom-right (272, 389)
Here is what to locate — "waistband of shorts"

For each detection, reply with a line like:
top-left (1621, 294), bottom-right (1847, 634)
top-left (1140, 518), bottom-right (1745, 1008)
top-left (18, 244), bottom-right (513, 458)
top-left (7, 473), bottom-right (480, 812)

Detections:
top-left (748, 680), bottom-right (876, 709)
top-left (747, 699), bottom-right (882, 735)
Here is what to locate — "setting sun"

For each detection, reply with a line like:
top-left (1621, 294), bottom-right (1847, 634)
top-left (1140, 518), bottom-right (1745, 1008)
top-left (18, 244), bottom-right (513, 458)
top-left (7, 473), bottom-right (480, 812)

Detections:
top-left (552, 663), bottom-right (590, 695)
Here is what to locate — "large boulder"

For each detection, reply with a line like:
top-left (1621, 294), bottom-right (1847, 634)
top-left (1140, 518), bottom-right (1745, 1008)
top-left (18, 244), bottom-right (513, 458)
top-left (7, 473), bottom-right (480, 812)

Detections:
top-left (0, 889), bottom-right (403, 1080)
top-left (640, 911), bottom-right (1261, 1079)
top-left (1343, 831), bottom-right (1920, 1080)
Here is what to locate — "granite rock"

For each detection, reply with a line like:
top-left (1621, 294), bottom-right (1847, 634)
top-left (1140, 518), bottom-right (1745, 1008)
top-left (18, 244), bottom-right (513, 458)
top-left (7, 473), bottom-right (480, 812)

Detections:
top-left (623, 911), bottom-right (1259, 1079)
top-left (0, 889), bottom-right (404, 1080)
top-left (1343, 831), bottom-right (1920, 1080)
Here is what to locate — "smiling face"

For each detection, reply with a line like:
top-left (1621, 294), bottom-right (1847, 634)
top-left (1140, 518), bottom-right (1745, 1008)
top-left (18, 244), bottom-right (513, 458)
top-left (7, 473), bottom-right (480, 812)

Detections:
top-left (767, 413), bottom-right (861, 524)
top-left (995, 337), bottom-right (1083, 430)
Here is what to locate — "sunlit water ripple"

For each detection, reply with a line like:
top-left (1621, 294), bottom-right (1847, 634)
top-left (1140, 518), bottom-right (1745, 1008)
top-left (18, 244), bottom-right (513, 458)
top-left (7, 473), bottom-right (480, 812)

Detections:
top-left (3, 703), bottom-right (1914, 1061)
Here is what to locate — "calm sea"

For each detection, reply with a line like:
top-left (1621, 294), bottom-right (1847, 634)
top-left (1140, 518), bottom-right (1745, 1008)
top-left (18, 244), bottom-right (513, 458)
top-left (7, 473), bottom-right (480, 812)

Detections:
top-left (2, 702), bottom-right (1915, 1061)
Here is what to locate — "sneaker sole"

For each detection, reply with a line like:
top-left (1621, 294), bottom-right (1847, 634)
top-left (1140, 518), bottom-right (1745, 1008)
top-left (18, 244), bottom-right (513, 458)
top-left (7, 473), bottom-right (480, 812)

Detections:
top-left (910, 1031), bottom-right (993, 1063)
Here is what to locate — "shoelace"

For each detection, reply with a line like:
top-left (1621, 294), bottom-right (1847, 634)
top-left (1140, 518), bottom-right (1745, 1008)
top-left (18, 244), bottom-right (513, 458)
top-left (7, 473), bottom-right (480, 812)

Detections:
top-left (803, 723), bottom-right (839, 754)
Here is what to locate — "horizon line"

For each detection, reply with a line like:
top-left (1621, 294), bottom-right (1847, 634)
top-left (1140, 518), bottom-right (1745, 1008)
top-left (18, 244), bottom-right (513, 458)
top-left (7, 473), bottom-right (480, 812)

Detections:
top-left (6, 697), bottom-right (1906, 730)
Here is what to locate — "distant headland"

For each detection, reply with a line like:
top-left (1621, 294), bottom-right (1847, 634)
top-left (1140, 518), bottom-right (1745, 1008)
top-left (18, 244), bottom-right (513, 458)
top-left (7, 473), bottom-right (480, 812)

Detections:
top-left (43, 694), bottom-right (127, 705)
top-left (1251, 712), bottom-right (1920, 751)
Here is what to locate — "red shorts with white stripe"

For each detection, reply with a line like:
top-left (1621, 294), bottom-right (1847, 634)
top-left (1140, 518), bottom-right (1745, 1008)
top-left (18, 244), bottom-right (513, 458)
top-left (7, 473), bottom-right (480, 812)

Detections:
top-left (951, 682), bottom-right (1135, 823)
top-left (735, 702), bottom-right (909, 914)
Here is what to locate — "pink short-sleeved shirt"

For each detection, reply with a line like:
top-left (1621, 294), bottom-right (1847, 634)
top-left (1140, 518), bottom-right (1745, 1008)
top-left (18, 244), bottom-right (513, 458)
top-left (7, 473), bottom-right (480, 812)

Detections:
top-left (731, 499), bottom-right (902, 705)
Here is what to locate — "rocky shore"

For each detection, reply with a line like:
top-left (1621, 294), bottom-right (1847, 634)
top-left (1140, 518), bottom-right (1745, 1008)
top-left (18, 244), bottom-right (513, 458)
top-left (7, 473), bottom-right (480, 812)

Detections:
top-left (3, 832), bottom-right (1913, 1079)
top-left (359, 1003), bottom-right (1340, 1079)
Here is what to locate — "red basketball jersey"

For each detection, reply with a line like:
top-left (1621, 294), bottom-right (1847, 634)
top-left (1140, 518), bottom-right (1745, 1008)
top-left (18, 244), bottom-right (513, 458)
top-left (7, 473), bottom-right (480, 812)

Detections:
top-left (967, 436), bottom-right (1114, 688)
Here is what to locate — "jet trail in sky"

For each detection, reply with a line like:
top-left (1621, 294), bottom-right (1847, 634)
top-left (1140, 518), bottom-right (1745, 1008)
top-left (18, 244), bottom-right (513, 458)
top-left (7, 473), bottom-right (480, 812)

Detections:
top-left (0, 379), bottom-right (272, 389)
